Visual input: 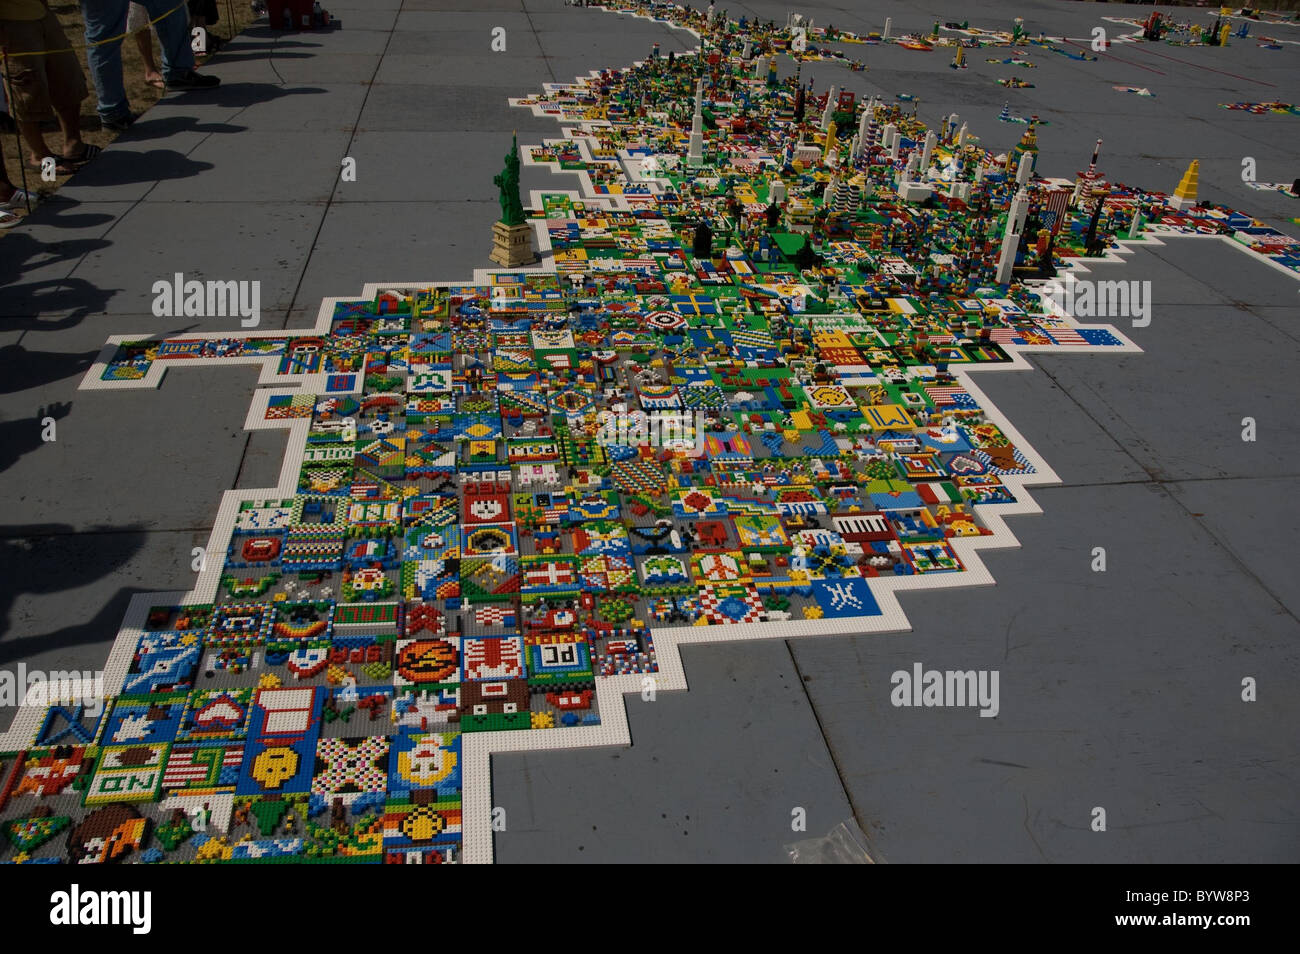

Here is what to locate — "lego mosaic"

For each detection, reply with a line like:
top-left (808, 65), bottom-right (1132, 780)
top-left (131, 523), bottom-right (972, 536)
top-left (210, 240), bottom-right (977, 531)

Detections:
top-left (4, 0), bottom-right (1297, 865)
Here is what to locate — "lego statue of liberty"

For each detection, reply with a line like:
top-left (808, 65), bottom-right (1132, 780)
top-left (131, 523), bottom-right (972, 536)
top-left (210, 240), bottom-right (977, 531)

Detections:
top-left (489, 132), bottom-right (537, 266)
top-left (494, 133), bottom-right (527, 227)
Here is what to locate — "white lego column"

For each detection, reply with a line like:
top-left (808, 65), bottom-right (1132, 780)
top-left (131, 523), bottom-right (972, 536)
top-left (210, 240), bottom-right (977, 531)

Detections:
top-left (820, 85), bottom-right (837, 131)
top-left (1016, 152), bottom-right (1034, 186)
top-left (687, 79), bottom-right (704, 166)
top-left (920, 130), bottom-right (937, 171)
top-left (857, 101), bottom-right (872, 143)
top-left (956, 122), bottom-right (968, 149)
top-left (883, 17), bottom-right (892, 39)
top-left (995, 187), bottom-right (1030, 283)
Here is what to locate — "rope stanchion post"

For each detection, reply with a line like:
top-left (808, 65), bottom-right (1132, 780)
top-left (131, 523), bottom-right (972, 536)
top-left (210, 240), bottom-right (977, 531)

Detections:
top-left (0, 49), bottom-right (35, 213)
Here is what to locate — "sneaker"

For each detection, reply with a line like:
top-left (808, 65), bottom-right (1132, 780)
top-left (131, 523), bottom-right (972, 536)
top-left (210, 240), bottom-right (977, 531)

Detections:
top-left (168, 70), bottom-right (221, 90)
top-left (102, 112), bottom-right (138, 132)
top-left (1, 188), bottom-right (41, 211)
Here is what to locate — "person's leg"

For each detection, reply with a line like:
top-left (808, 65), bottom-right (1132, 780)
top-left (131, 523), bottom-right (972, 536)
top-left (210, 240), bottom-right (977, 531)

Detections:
top-left (16, 119), bottom-right (55, 168)
top-left (52, 101), bottom-right (86, 159)
top-left (0, 119), bottom-right (42, 212)
top-left (128, 3), bottom-right (163, 85)
top-left (81, 0), bottom-right (132, 123)
top-left (0, 19), bottom-right (59, 165)
top-left (135, 31), bottom-right (164, 86)
top-left (144, 0), bottom-right (197, 79)
top-left (39, 10), bottom-right (90, 159)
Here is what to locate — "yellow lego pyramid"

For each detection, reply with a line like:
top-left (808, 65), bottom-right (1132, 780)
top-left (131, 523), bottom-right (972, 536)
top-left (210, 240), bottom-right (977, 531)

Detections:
top-left (1170, 159), bottom-right (1200, 210)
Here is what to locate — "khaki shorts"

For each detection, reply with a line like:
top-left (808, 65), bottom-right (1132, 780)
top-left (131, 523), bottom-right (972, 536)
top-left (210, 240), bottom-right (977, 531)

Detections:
top-left (0, 9), bottom-right (89, 122)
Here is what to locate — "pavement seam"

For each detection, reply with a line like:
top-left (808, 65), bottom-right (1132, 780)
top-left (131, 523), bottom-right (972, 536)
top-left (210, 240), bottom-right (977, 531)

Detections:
top-left (1021, 357), bottom-right (1299, 621)
top-left (277, 1), bottom-right (406, 327)
top-left (784, 638), bottom-right (882, 861)
top-left (521, 0), bottom-right (558, 85)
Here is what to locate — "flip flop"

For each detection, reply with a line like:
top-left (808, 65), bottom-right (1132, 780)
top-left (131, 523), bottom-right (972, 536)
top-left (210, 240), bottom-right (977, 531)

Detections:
top-left (29, 156), bottom-right (76, 176)
top-left (63, 144), bottom-right (102, 166)
top-left (1, 188), bottom-right (41, 211)
top-left (145, 76), bottom-right (166, 89)
top-left (0, 210), bottom-right (20, 229)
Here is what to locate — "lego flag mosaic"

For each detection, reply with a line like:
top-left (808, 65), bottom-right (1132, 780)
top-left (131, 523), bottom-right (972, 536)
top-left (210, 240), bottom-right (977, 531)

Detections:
top-left (3, 0), bottom-right (1297, 865)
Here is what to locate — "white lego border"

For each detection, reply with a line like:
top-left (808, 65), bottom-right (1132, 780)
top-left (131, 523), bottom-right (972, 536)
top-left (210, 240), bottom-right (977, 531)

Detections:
top-left (9, 1), bottom-right (1292, 866)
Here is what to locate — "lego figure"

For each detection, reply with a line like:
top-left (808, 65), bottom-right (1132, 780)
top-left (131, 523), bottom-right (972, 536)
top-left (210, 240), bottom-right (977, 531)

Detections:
top-left (494, 133), bottom-right (527, 227)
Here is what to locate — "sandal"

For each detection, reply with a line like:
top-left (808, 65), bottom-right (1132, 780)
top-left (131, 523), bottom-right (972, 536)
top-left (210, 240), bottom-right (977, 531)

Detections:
top-left (29, 156), bottom-right (76, 176)
top-left (0, 210), bottom-right (20, 229)
top-left (1, 188), bottom-right (41, 211)
top-left (30, 145), bottom-right (102, 175)
top-left (63, 144), bottom-right (102, 166)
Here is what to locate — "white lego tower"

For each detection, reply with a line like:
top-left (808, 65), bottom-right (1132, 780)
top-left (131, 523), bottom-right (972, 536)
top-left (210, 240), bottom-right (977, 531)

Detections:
top-left (996, 187), bottom-right (1031, 284)
top-left (857, 97), bottom-right (875, 145)
top-left (820, 85), bottom-right (838, 131)
top-left (920, 130), bottom-right (937, 172)
top-left (687, 79), bottom-right (704, 166)
top-left (1016, 151), bottom-right (1035, 186)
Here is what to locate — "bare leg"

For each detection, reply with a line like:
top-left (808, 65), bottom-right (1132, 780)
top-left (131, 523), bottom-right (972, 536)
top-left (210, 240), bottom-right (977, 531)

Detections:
top-left (135, 29), bottom-right (164, 86)
top-left (16, 119), bottom-right (55, 168)
top-left (53, 100), bottom-right (86, 159)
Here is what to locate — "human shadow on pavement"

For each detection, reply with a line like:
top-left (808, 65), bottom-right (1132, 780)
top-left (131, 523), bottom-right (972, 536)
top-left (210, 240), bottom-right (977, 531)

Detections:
top-left (148, 82), bottom-right (327, 113)
top-left (0, 232), bottom-right (110, 286)
top-left (0, 522), bottom-right (154, 704)
top-left (0, 278), bottom-right (114, 327)
top-left (52, 148), bottom-right (216, 187)
top-left (0, 344), bottom-right (99, 395)
top-left (212, 50), bottom-right (316, 64)
top-left (0, 401), bottom-right (72, 476)
top-left (1, 197), bottom-right (115, 232)
top-left (92, 113), bottom-right (246, 139)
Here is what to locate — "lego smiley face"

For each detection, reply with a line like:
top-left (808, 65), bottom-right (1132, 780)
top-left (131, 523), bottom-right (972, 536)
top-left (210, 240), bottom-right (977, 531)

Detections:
top-left (468, 498), bottom-right (505, 522)
top-left (396, 733), bottom-right (459, 788)
top-left (395, 639), bottom-right (459, 685)
top-left (252, 746), bottom-right (300, 790)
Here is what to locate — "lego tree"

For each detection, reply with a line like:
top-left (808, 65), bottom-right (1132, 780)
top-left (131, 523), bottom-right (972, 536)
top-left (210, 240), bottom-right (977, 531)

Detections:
top-left (865, 455), bottom-right (900, 490)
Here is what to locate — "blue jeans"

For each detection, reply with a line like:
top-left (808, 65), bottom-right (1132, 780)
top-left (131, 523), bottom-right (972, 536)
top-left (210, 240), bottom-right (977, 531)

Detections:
top-left (81, 0), bottom-right (196, 121)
